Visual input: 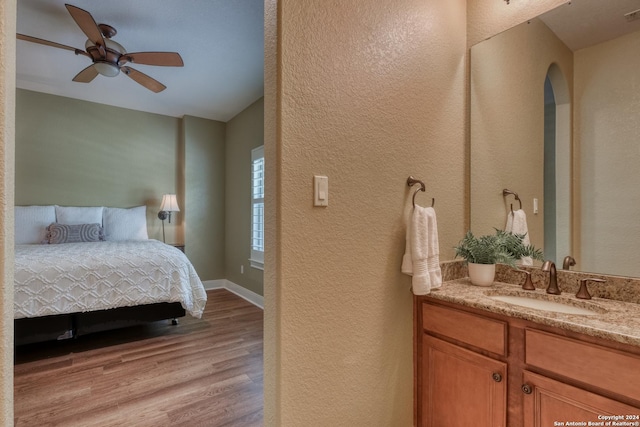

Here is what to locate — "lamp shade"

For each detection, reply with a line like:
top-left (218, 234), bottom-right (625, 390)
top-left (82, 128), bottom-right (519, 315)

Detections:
top-left (160, 194), bottom-right (180, 212)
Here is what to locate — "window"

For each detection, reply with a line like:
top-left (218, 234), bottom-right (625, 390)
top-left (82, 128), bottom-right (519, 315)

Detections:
top-left (250, 146), bottom-right (264, 269)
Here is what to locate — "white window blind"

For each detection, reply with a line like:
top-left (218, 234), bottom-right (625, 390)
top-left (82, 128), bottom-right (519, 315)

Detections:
top-left (250, 146), bottom-right (264, 269)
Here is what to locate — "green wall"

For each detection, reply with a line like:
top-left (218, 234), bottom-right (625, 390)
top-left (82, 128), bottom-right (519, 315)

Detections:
top-left (183, 115), bottom-right (226, 281)
top-left (15, 89), bottom-right (263, 290)
top-left (15, 90), bottom-right (181, 243)
top-left (225, 98), bottom-right (264, 296)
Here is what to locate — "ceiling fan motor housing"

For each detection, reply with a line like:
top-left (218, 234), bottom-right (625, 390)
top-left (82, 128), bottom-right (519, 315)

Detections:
top-left (85, 37), bottom-right (126, 77)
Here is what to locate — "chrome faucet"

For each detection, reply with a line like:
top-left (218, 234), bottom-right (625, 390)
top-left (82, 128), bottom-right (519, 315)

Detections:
top-left (562, 256), bottom-right (576, 270)
top-left (541, 261), bottom-right (561, 295)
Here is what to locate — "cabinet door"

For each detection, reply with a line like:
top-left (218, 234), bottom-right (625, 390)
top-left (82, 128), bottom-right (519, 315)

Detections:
top-left (421, 335), bottom-right (506, 427)
top-left (523, 371), bottom-right (640, 427)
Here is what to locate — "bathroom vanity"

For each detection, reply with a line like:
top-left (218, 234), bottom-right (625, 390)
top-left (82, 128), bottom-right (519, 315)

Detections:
top-left (414, 278), bottom-right (640, 426)
top-left (427, 1), bottom-right (640, 422)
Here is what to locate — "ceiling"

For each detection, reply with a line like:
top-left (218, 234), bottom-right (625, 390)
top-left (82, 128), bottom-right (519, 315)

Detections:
top-left (539, 0), bottom-right (640, 51)
top-left (16, 0), bottom-right (264, 122)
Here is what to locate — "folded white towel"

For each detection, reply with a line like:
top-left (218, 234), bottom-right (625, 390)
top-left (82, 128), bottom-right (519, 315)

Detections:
top-left (404, 205), bottom-right (442, 295)
top-left (505, 209), bottom-right (532, 266)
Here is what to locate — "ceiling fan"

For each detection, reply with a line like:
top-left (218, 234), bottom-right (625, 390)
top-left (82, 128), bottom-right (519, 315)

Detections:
top-left (17, 4), bottom-right (184, 93)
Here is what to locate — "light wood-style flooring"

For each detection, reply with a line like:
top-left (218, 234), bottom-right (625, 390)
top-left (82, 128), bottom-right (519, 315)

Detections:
top-left (14, 289), bottom-right (263, 427)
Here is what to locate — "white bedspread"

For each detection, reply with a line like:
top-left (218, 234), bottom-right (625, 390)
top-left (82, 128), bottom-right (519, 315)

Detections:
top-left (14, 240), bottom-right (207, 320)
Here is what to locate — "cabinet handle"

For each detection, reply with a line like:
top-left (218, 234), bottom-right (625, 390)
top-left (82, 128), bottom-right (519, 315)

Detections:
top-left (492, 373), bottom-right (502, 382)
top-left (522, 384), bottom-right (532, 394)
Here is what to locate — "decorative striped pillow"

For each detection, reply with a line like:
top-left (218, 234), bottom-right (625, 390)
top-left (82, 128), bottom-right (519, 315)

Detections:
top-left (45, 223), bottom-right (105, 244)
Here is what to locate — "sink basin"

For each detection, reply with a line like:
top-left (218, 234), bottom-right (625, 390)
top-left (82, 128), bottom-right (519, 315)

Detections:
top-left (487, 294), bottom-right (601, 316)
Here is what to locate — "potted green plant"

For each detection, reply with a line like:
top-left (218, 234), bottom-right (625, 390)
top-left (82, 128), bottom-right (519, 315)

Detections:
top-left (454, 229), bottom-right (544, 286)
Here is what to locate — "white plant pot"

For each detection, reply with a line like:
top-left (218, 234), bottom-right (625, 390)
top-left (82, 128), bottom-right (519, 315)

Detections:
top-left (468, 263), bottom-right (496, 287)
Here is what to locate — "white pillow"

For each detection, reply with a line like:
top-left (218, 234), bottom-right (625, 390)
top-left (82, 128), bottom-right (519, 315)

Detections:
top-left (102, 206), bottom-right (149, 241)
top-left (55, 206), bottom-right (104, 225)
top-left (15, 205), bottom-right (56, 244)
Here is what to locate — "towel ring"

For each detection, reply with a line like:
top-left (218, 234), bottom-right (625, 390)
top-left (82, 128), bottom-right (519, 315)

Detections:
top-left (502, 188), bottom-right (522, 213)
top-left (407, 176), bottom-right (435, 208)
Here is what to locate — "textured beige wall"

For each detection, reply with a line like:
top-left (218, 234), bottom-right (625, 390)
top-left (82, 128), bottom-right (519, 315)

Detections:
top-left (183, 115), bottom-right (226, 280)
top-left (575, 29), bottom-right (640, 277)
top-left (225, 98), bottom-right (264, 295)
top-left (470, 19), bottom-right (573, 252)
top-left (0, 0), bottom-right (15, 423)
top-left (15, 89), bottom-right (181, 242)
top-left (263, 0), bottom-right (278, 424)
top-left (266, 0), bottom-right (467, 424)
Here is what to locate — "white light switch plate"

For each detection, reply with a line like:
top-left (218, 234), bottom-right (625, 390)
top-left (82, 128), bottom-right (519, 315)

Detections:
top-left (314, 175), bottom-right (328, 207)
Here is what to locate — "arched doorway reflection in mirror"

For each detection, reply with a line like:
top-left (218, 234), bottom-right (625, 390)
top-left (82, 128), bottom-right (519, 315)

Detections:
top-left (544, 64), bottom-right (571, 266)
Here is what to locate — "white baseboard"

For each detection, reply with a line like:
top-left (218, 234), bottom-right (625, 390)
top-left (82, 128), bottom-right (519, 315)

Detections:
top-left (202, 279), bottom-right (264, 309)
top-left (202, 279), bottom-right (227, 290)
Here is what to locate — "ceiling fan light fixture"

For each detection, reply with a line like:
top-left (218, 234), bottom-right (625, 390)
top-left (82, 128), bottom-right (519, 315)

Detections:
top-left (94, 61), bottom-right (120, 77)
top-left (105, 39), bottom-right (126, 55)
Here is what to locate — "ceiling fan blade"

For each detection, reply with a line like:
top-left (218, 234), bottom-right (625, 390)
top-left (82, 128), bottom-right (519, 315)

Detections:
top-left (72, 65), bottom-right (99, 83)
top-left (120, 52), bottom-right (184, 67)
top-left (17, 33), bottom-right (89, 57)
top-left (122, 66), bottom-right (166, 93)
top-left (65, 4), bottom-right (105, 48)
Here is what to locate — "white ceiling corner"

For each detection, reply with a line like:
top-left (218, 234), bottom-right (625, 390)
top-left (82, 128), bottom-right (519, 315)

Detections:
top-left (16, 0), bottom-right (264, 122)
top-left (539, 0), bottom-right (640, 51)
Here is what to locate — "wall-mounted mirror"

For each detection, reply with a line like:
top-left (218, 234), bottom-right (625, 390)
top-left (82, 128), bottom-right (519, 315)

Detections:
top-left (470, 0), bottom-right (640, 277)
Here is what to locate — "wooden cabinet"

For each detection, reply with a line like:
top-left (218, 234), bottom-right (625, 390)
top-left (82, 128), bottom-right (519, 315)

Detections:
top-left (524, 329), bottom-right (640, 402)
top-left (417, 302), bottom-right (508, 426)
top-left (421, 335), bottom-right (506, 427)
top-left (523, 329), bottom-right (640, 426)
top-left (522, 371), bottom-right (639, 427)
top-left (421, 303), bottom-right (506, 356)
top-left (416, 298), bottom-right (640, 427)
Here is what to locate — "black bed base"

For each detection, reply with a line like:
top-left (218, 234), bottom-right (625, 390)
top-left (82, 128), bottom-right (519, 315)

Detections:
top-left (15, 302), bottom-right (186, 346)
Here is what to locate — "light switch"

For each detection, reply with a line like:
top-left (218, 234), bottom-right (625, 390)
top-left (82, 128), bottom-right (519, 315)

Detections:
top-left (533, 198), bottom-right (539, 214)
top-left (314, 175), bottom-right (328, 207)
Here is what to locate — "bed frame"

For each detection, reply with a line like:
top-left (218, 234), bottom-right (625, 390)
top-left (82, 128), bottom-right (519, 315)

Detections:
top-left (14, 302), bottom-right (186, 346)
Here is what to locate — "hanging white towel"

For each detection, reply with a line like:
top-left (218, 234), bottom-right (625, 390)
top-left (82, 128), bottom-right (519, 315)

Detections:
top-left (401, 196), bottom-right (414, 275)
top-left (424, 208), bottom-right (443, 289)
top-left (403, 205), bottom-right (442, 295)
top-left (505, 209), bottom-right (532, 266)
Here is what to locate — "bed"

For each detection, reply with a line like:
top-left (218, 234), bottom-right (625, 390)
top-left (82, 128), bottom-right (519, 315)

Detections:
top-left (13, 204), bottom-right (207, 346)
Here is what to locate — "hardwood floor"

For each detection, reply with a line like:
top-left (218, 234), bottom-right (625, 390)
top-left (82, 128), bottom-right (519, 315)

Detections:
top-left (14, 289), bottom-right (264, 427)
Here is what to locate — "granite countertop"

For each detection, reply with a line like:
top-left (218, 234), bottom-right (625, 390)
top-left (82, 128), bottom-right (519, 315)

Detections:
top-left (425, 279), bottom-right (640, 348)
